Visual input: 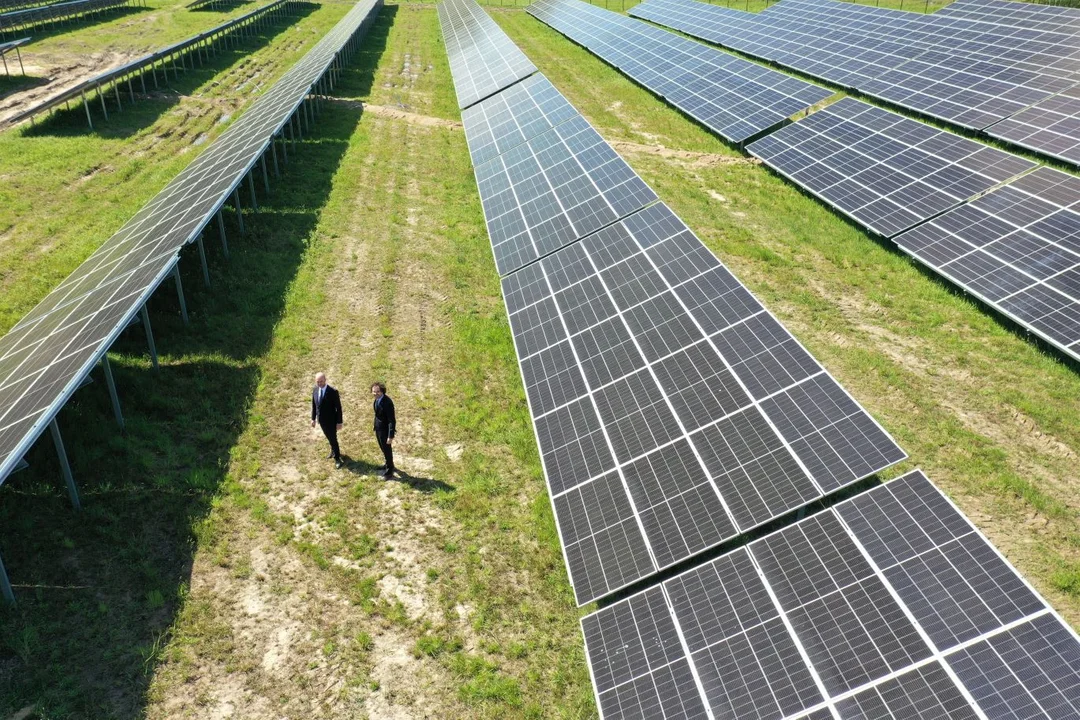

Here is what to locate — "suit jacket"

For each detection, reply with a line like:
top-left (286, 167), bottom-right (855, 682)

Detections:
top-left (373, 394), bottom-right (395, 438)
top-left (312, 385), bottom-right (343, 427)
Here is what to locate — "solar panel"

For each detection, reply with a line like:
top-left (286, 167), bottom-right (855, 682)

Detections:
top-left (746, 97), bottom-right (1037, 238)
top-left (894, 166), bottom-right (1080, 362)
top-left (526, 0), bottom-right (832, 144)
top-left (582, 469), bottom-right (1080, 719)
top-left (985, 85), bottom-right (1080, 168)
top-left (630, 0), bottom-right (1080, 133)
top-left (0, 0), bottom-right (383, 488)
top-left (503, 201), bottom-right (905, 604)
top-left (461, 73), bottom-right (578, 168)
top-left (474, 111), bottom-right (657, 276)
top-left (437, 0), bottom-right (537, 110)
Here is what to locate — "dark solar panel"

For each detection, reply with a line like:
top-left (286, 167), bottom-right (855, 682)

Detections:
top-left (474, 112), bottom-right (657, 276)
top-left (527, 0), bottom-right (832, 144)
top-left (631, 0), bottom-right (1080, 137)
top-left (583, 470), bottom-right (1080, 719)
top-left (986, 84), bottom-right (1080, 168)
top-left (0, 0), bottom-right (383, 486)
top-left (437, 0), bottom-right (536, 110)
top-left (746, 97), bottom-right (1037, 238)
top-left (461, 73), bottom-right (579, 169)
top-left (893, 166), bottom-right (1080, 362)
top-left (502, 202), bottom-right (904, 604)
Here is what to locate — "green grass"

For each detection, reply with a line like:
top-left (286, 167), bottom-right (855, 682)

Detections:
top-left (1, 1), bottom-right (1080, 718)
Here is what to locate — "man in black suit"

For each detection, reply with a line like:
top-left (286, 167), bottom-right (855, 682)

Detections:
top-left (311, 372), bottom-right (343, 467)
top-left (371, 382), bottom-right (396, 479)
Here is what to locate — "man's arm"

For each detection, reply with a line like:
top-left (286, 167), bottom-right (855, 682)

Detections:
top-left (386, 397), bottom-right (396, 438)
top-left (311, 390), bottom-right (317, 425)
top-left (335, 390), bottom-right (344, 425)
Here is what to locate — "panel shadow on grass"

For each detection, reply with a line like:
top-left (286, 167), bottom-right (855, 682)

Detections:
top-left (17, 1), bottom-right (318, 138)
top-left (0, 10), bottom-right (394, 716)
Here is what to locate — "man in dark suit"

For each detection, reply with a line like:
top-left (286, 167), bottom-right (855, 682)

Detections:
top-left (371, 382), bottom-right (396, 479)
top-left (311, 372), bottom-right (343, 467)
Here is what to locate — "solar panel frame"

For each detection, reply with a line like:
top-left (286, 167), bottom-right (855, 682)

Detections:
top-left (501, 201), bottom-right (905, 605)
top-left (0, 0), bottom-right (384, 488)
top-left (437, 0), bottom-right (537, 110)
top-left (0, 0), bottom-right (136, 35)
top-left (527, 0), bottom-right (833, 145)
top-left (746, 97), bottom-right (1037, 238)
top-left (582, 469), bottom-right (1080, 719)
top-left (893, 166), bottom-right (1080, 362)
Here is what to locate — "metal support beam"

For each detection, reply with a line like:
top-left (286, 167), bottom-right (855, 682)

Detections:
top-left (173, 265), bottom-right (189, 325)
top-left (260, 155), bottom-right (270, 192)
top-left (196, 234), bottom-right (210, 287)
top-left (101, 355), bottom-right (124, 430)
top-left (216, 209), bottom-right (229, 259)
top-left (140, 304), bottom-right (158, 369)
top-left (247, 172), bottom-right (258, 212)
top-left (271, 138), bottom-right (280, 176)
top-left (49, 419), bottom-right (81, 511)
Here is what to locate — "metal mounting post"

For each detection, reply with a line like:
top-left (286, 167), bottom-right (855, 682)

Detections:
top-left (260, 156), bottom-right (270, 192)
top-left (101, 355), bottom-right (124, 429)
top-left (232, 188), bottom-right (245, 233)
top-left (216, 210), bottom-right (229, 258)
top-left (173, 265), bottom-right (189, 325)
top-left (271, 139), bottom-right (280, 176)
top-left (247, 172), bottom-right (258, 212)
top-left (196, 234), bottom-right (210, 287)
top-left (140, 305), bottom-right (158, 368)
top-left (82, 90), bottom-right (93, 129)
top-left (49, 419), bottom-right (81, 511)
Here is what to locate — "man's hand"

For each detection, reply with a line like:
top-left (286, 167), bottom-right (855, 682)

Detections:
top-left (337, 423), bottom-right (343, 430)
top-left (311, 420), bottom-right (316, 428)
top-left (387, 437), bottom-right (393, 445)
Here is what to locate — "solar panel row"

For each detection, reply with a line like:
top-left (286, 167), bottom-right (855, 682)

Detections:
top-left (502, 200), bottom-right (904, 604)
top-left (895, 166), bottom-right (1080, 362)
top-left (583, 469), bottom-right (1080, 720)
top-left (463, 72), bottom-right (657, 276)
top-left (4, 0), bottom-right (299, 128)
top-left (444, 0), bottom-right (903, 605)
top-left (0, 0), bottom-right (138, 37)
top-left (437, 0), bottom-right (536, 109)
top-left (443, 5), bottom-right (1080, 717)
top-left (630, 0), bottom-right (1080, 142)
top-left (0, 0), bottom-right (383, 490)
top-left (745, 97), bottom-right (1036, 238)
top-left (526, 0), bottom-right (831, 144)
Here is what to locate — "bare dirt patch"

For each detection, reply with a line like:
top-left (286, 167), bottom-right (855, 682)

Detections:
top-left (0, 50), bottom-right (147, 126)
top-left (608, 139), bottom-right (760, 168)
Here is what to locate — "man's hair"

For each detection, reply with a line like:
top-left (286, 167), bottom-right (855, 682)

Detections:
top-left (372, 382), bottom-right (386, 393)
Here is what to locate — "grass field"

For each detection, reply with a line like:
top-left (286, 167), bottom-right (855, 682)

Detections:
top-left (1, 0), bottom-right (1079, 718)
